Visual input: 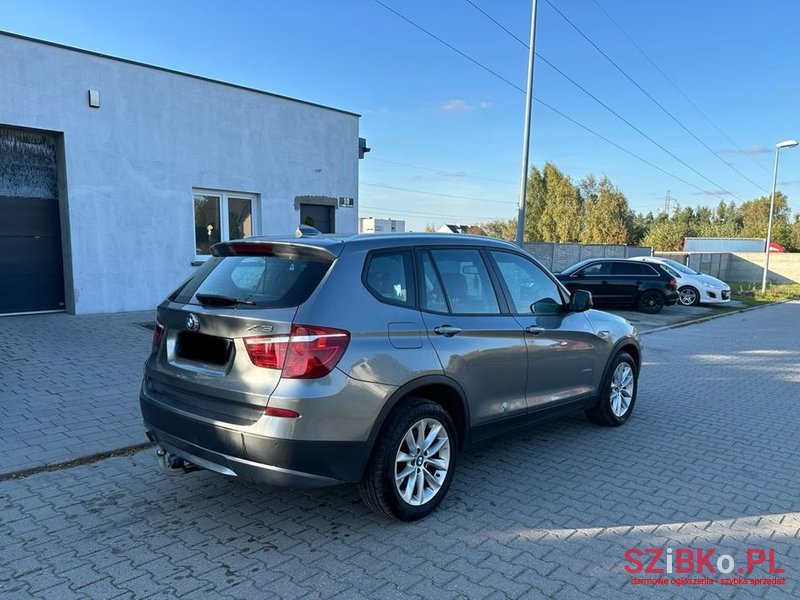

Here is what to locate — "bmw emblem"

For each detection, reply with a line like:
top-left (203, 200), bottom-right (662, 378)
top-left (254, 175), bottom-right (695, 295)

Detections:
top-left (186, 313), bottom-right (200, 332)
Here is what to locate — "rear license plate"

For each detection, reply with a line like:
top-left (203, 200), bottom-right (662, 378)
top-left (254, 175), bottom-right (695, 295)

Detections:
top-left (176, 332), bottom-right (232, 365)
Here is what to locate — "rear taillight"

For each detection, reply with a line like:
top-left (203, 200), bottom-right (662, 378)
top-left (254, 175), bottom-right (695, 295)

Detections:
top-left (667, 278), bottom-right (677, 288)
top-left (151, 321), bottom-right (165, 353)
top-left (244, 324), bottom-right (350, 379)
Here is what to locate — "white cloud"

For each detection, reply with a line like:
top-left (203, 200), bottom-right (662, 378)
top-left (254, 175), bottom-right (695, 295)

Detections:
top-left (440, 99), bottom-right (493, 112)
top-left (441, 99), bottom-right (472, 112)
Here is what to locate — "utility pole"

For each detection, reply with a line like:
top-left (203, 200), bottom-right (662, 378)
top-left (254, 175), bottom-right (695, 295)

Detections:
top-left (664, 190), bottom-right (671, 215)
top-left (515, 0), bottom-right (538, 247)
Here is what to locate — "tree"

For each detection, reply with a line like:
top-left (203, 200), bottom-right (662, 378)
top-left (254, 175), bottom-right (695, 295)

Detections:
top-left (629, 211), bottom-right (654, 245)
top-left (482, 219), bottom-right (516, 241)
top-left (580, 176), bottom-right (632, 244)
top-left (740, 192), bottom-right (790, 238)
top-left (538, 163), bottom-right (583, 242)
top-left (523, 165), bottom-right (546, 242)
top-left (642, 220), bottom-right (686, 251)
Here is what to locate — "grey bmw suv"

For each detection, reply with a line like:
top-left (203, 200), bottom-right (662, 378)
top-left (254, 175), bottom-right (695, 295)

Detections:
top-left (141, 231), bottom-right (641, 520)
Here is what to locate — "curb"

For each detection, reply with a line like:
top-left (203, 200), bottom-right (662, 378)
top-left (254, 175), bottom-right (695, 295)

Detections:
top-left (0, 442), bottom-right (154, 482)
top-left (640, 300), bottom-right (788, 336)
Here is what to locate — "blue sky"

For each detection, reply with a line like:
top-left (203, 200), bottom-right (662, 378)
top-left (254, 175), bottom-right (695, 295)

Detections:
top-left (3, 0), bottom-right (800, 231)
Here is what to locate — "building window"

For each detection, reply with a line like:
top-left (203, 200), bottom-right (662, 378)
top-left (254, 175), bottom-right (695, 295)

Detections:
top-left (193, 190), bottom-right (258, 255)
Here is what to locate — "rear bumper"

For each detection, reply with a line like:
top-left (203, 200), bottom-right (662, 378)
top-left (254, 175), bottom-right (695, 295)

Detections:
top-left (665, 290), bottom-right (679, 305)
top-left (140, 391), bottom-right (371, 487)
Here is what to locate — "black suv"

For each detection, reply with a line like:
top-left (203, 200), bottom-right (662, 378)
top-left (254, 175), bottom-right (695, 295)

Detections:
top-left (556, 258), bottom-right (678, 313)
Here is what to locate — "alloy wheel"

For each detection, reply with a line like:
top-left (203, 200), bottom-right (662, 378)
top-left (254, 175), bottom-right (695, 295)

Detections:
top-left (394, 418), bottom-right (451, 506)
top-left (609, 362), bottom-right (634, 417)
top-left (679, 287), bottom-right (698, 306)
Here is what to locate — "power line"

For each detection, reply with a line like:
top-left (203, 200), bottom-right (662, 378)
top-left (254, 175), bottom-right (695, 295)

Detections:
top-left (590, 0), bottom-right (771, 177)
top-left (368, 157), bottom-right (517, 185)
top-left (534, 54), bottom-right (742, 202)
top-left (543, 0), bottom-right (767, 194)
top-left (371, 0), bottom-right (738, 205)
top-left (533, 97), bottom-right (734, 202)
top-left (462, 0), bottom-right (742, 201)
top-left (360, 204), bottom-right (508, 221)
top-left (371, 0), bottom-right (524, 93)
top-left (463, 0), bottom-right (528, 48)
top-left (361, 181), bottom-right (516, 205)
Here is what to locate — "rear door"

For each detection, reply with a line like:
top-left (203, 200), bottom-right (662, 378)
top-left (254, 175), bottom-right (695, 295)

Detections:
top-left (418, 248), bottom-right (528, 425)
top-left (609, 261), bottom-right (645, 302)
top-left (487, 250), bottom-right (596, 409)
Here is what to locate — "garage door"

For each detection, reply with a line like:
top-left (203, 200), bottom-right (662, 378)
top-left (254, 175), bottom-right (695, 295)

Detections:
top-left (0, 127), bottom-right (66, 314)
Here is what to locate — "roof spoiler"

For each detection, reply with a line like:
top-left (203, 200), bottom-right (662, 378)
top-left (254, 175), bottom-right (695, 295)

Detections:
top-left (211, 240), bottom-right (335, 261)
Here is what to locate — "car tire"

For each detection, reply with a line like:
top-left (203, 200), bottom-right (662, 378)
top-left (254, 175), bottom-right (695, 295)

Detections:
top-left (637, 290), bottom-right (665, 313)
top-left (359, 398), bottom-right (457, 521)
top-left (585, 352), bottom-right (638, 427)
top-left (678, 286), bottom-right (700, 306)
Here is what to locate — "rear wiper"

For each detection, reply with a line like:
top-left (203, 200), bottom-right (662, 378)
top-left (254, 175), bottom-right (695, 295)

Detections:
top-left (195, 293), bottom-right (256, 307)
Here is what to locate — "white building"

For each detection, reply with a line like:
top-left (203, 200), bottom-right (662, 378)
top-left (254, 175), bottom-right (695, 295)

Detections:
top-left (0, 31), bottom-right (364, 315)
top-left (359, 217), bottom-right (405, 234)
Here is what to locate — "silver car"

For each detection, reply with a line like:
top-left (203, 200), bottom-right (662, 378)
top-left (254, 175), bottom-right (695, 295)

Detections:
top-left (141, 231), bottom-right (641, 520)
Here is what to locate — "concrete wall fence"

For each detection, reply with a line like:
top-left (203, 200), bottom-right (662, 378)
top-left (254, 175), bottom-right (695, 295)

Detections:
top-left (655, 252), bottom-right (800, 284)
top-left (523, 243), bottom-right (652, 273)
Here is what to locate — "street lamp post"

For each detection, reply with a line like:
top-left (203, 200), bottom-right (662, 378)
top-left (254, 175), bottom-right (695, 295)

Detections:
top-left (761, 139), bottom-right (799, 293)
top-left (515, 0), bottom-right (538, 247)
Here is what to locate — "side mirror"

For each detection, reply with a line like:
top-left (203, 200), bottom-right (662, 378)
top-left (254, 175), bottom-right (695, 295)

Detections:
top-left (569, 290), bottom-right (593, 312)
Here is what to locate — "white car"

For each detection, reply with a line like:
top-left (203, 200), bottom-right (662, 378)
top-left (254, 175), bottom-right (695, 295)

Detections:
top-left (628, 257), bottom-right (731, 306)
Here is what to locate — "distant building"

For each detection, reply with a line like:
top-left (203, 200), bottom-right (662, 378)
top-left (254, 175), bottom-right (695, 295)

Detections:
top-left (438, 224), bottom-right (469, 234)
top-left (359, 217), bottom-right (405, 233)
top-left (683, 237), bottom-right (767, 252)
top-left (0, 31), bottom-right (363, 315)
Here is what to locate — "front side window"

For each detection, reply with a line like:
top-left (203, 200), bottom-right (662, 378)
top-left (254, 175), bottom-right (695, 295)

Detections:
top-left (580, 262), bottom-right (611, 276)
top-left (194, 190), bottom-right (259, 255)
top-left (429, 249), bottom-right (500, 315)
top-left (490, 251), bottom-right (562, 314)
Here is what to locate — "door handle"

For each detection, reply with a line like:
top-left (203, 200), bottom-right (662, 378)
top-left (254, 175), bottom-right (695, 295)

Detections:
top-left (434, 325), bottom-right (462, 337)
top-left (601, 280), bottom-right (608, 285)
top-left (635, 281), bottom-right (642, 285)
top-left (525, 325), bottom-right (545, 335)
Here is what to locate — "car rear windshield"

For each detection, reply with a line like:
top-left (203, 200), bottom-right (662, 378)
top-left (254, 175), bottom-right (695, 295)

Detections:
top-left (170, 255), bottom-right (332, 309)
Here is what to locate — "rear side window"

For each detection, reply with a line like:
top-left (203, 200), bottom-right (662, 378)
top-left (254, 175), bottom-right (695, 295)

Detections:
top-left (172, 255), bottom-right (331, 308)
top-left (364, 250), bottom-right (415, 307)
top-left (612, 262), bottom-right (650, 275)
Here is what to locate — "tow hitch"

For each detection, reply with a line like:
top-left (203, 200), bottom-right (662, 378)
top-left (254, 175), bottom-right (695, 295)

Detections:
top-left (156, 447), bottom-right (201, 475)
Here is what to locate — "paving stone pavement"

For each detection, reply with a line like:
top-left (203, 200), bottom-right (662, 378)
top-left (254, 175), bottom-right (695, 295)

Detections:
top-left (0, 311), bottom-right (154, 475)
top-left (1, 302), bottom-right (799, 598)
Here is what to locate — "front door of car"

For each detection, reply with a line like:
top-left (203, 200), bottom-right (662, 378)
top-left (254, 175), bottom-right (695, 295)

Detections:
top-left (569, 261), bottom-right (613, 302)
top-left (488, 250), bottom-right (597, 410)
top-left (418, 248), bottom-right (528, 425)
